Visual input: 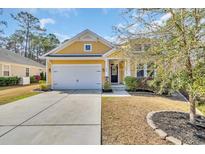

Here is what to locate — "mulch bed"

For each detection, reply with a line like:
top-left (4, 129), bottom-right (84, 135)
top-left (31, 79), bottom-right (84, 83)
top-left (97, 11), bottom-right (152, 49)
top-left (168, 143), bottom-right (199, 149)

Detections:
top-left (152, 111), bottom-right (205, 144)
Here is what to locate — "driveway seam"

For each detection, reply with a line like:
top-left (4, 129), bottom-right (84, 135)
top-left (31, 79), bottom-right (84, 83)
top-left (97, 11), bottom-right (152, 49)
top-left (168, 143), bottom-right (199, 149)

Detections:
top-left (0, 91), bottom-right (74, 138)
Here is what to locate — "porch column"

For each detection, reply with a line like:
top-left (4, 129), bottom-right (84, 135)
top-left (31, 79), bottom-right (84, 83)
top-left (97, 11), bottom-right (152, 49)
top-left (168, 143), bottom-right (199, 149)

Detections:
top-left (126, 59), bottom-right (131, 76)
top-left (144, 64), bottom-right (147, 77)
top-left (46, 59), bottom-right (48, 85)
top-left (105, 59), bottom-right (109, 80)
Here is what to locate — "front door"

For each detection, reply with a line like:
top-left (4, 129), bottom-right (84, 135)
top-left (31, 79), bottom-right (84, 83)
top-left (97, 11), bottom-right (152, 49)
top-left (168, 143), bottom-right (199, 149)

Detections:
top-left (111, 64), bottom-right (118, 83)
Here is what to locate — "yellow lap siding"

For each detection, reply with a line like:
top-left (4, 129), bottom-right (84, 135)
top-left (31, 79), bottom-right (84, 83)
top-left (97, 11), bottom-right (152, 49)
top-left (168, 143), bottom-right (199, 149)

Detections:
top-left (47, 60), bottom-right (105, 85)
top-left (107, 50), bottom-right (125, 59)
top-left (56, 41), bottom-right (111, 54)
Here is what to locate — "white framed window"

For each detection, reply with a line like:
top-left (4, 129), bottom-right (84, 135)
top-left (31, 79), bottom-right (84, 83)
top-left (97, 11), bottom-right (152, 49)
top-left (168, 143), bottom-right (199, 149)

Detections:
top-left (84, 44), bottom-right (92, 52)
top-left (3, 64), bottom-right (10, 77)
top-left (144, 44), bottom-right (151, 51)
top-left (26, 68), bottom-right (30, 77)
top-left (134, 44), bottom-right (142, 51)
top-left (136, 63), bottom-right (156, 79)
top-left (136, 64), bottom-right (145, 78)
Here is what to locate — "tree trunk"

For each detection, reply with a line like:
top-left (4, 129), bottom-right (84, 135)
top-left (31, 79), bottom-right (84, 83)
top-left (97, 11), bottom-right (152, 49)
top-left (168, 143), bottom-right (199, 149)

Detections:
top-left (189, 94), bottom-right (196, 124)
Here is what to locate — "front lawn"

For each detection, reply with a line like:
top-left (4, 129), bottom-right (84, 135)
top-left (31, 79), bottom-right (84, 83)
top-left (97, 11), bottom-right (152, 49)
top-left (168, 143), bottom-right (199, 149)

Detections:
top-left (102, 94), bottom-right (189, 145)
top-left (0, 83), bottom-right (39, 91)
top-left (0, 84), bottom-right (40, 105)
top-left (0, 92), bottom-right (40, 105)
top-left (0, 85), bottom-right (21, 91)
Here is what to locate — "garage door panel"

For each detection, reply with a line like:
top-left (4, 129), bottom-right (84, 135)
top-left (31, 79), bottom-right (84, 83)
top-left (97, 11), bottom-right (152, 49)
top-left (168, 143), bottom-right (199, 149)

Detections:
top-left (52, 65), bottom-right (102, 89)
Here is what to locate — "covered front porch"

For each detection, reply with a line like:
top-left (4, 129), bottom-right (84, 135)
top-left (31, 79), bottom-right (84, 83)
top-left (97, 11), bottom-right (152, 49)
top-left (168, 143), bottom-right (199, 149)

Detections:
top-left (104, 58), bottom-right (131, 84)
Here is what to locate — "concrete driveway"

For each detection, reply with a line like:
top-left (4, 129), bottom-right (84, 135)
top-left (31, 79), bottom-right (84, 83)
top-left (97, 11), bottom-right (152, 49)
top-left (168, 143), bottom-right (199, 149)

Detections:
top-left (0, 90), bottom-right (101, 145)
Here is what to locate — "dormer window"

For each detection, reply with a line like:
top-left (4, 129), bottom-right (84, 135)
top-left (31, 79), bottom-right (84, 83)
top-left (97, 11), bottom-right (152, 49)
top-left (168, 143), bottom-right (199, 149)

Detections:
top-left (84, 44), bottom-right (92, 52)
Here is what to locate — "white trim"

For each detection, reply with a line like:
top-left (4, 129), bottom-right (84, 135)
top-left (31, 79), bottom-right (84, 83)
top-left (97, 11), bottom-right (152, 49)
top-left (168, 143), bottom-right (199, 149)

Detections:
top-left (127, 60), bottom-right (131, 76)
top-left (44, 57), bottom-right (105, 60)
top-left (118, 62), bottom-right (120, 84)
top-left (25, 67), bottom-right (30, 77)
top-left (41, 29), bottom-right (114, 58)
top-left (107, 57), bottom-right (128, 60)
top-left (84, 44), bottom-right (92, 52)
top-left (105, 59), bottom-right (109, 77)
top-left (52, 64), bottom-right (102, 67)
top-left (124, 60), bottom-right (127, 77)
top-left (102, 48), bottom-right (117, 57)
top-left (110, 62), bottom-right (120, 84)
top-left (46, 59), bottom-right (48, 85)
top-left (144, 64), bottom-right (148, 77)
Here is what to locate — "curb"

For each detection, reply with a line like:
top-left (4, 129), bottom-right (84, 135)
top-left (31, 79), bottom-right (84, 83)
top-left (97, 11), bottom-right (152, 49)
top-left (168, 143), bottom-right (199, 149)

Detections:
top-left (146, 110), bottom-right (187, 145)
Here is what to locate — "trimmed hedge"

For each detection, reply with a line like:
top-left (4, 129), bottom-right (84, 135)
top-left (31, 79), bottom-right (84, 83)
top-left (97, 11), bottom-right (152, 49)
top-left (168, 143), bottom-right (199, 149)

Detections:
top-left (124, 76), bottom-right (138, 91)
top-left (124, 76), bottom-right (154, 92)
top-left (0, 77), bottom-right (20, 86)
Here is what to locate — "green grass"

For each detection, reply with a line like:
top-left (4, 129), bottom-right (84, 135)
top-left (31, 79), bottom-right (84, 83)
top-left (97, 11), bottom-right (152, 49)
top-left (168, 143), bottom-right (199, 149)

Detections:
top-left (0, 92), bottom-right (40, 105)
top-left (197, 104), bottom-right (205, 115)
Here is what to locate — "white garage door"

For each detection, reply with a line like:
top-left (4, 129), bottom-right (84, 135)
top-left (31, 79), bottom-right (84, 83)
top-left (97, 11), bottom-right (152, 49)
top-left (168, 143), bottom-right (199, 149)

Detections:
top-left (52, 64), bottom-right (102, 90)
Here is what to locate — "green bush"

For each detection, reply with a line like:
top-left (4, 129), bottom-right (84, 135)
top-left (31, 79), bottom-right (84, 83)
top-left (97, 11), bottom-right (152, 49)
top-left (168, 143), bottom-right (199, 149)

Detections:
top-left (0, 77), bottom-right (20, 86)
top-left (30, 76), bottom-right (36, 83)
top-left (147, 78), bottom-right (173, 95)
top-left (124, 76), bottom-right (138, 91)
top-left (40, 72), bottom-right (46, 81)
top-left (103, 80), bottom-right (111, 90)
top-left (39, 80), bottom-right (50, 91)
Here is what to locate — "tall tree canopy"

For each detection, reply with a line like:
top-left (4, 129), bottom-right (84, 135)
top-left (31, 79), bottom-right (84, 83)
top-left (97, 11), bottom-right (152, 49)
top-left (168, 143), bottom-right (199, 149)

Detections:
top-left (11, 11), bottom-right (45, 57)
top-left (0, 9), bottom-right (7, 47)
top-left (30, 33), bottom-right (60, 62)
top-left (117, 9), bottom-right (205, 123)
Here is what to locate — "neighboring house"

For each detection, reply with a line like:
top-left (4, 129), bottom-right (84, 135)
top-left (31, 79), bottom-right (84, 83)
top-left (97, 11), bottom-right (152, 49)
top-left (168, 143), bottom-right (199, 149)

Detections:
top-left (41, 29), bottom-right (155, 90)
top-left (0, 48), bottom-right (45, 78)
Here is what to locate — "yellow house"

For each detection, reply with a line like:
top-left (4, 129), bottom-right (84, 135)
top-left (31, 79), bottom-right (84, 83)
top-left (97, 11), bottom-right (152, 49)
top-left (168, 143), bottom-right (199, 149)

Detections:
top-left (41, 29), bottom-right (153, 90)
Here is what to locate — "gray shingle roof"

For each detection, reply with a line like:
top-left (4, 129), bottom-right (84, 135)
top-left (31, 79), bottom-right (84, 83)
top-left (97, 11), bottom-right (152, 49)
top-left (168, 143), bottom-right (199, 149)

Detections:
top-left (0, 48), bottom-right (45, 68)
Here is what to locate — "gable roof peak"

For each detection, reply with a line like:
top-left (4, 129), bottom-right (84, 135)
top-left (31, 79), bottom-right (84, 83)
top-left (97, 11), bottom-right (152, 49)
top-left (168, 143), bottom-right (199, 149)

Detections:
top-left (41, 29), bottom-right (115, 58)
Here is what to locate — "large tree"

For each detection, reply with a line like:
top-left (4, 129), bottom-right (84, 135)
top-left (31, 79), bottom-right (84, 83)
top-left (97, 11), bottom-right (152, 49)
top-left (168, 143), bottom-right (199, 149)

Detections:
top-left (11, 11), bottom-right (44, 57)
top-left (30, 33), bottom-right (60, 62)
top-left (6, 30), bottom-right (24, 54)
top-left (0, 9), bottom-right (7, 47)
top-left (117, 9), bottom-right (205, 124)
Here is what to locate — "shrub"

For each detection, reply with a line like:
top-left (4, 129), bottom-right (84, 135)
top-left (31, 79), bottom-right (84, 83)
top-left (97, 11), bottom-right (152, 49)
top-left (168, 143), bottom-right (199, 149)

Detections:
top-left (0, 77), bottom-right (20, 86)
top-left (103, 80), bottom-right (111, 90)
top-left (39, 80), bottom-right (50, 91)
top-left (136, 77), bottom-right (154, 90)
top-left (40, 72), bottom-right (46, 81)
top-left (147, 78), bottom-right (173, 95)
top-left (34, 75), bottom-right (41, 82)
top-left (30, 76), bottom-right (36, 83)
top-left (30, 75), bottom-right (41, 83)
top-left (124, 76), bottom-right (138, 91)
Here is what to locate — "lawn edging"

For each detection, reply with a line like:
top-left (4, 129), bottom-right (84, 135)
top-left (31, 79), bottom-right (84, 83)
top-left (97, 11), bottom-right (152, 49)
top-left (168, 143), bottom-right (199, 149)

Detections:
top-left (146, 110), bottom-right (187, 145)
